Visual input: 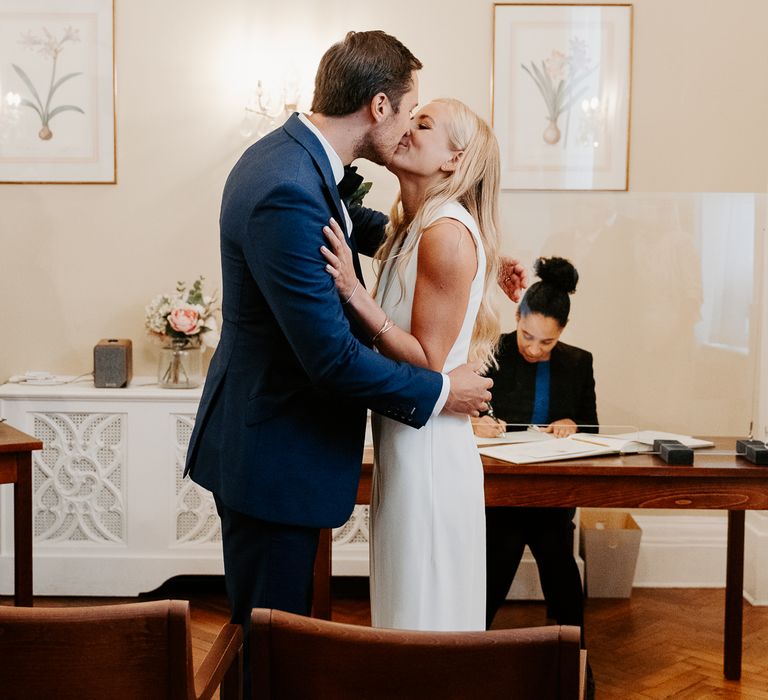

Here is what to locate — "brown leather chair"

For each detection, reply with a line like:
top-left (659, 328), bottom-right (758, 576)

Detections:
top-left (250, 609), bottom-right (585, 699)
top-left (0, 599), bottom-right (242, 700)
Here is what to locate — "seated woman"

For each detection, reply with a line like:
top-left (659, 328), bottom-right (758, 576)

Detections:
top-left (474, 256), bottom-right (596, 692)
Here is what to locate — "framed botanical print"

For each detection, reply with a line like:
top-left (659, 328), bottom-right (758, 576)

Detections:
top-left (493, 3), bottom-right (632, 190)
top-left (0, 0), bottom-right (116, 183)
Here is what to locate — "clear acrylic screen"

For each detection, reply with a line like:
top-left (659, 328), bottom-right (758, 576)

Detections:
top-left (497, 192), bottom-right (763, 439)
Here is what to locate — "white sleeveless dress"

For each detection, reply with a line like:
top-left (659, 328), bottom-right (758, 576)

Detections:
top-left (370, 200), bottom-right (486, 631)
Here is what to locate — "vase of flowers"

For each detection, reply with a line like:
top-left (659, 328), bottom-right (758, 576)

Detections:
top-left (145, 277), bottom-right (219, 389)
top-left (156, 338), bottom-right (202, 388)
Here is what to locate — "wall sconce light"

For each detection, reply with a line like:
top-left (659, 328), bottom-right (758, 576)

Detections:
top-left (240, 69), bottom-right (303, 140)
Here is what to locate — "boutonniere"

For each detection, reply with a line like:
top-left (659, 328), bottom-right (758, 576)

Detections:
top-left (348, 181), bottom-right (372, 208)
top-left (339, 165), bottom-right (372, 208)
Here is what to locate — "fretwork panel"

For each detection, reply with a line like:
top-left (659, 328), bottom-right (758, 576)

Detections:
top-left (174, 413), bottom-right (221, 544)
top-left (32, 412), bottom-right (125, 544)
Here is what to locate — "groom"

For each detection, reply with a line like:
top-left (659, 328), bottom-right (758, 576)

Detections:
top-left (185, 30), bottom-right (494, 642)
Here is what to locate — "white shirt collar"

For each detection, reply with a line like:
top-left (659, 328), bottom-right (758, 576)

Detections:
top-left (297, 113), bottom-right (344, 185)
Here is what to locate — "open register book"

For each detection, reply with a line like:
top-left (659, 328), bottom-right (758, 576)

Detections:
top-left (476, 429), bottom-right (714, 465)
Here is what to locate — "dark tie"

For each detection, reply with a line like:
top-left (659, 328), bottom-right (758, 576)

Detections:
top-left (335, 166), bottom-right (365, 285)
top-left (337, 165), bottom-right (364, 201)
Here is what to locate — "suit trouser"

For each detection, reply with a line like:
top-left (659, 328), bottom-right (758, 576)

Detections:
top-left (215, 495), bottom-right (320, 698)
top-left (485, 506), bottom-right (586, 647)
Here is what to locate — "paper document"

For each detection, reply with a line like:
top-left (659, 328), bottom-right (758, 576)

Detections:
top-left (479, 435), bottom-right (615, 464)
top-left (478, 430), bottom-right (713, 464)
top-left (608, 431), bottom-right (714, 451)
top-left (474, 428), bottom-right (552, 447)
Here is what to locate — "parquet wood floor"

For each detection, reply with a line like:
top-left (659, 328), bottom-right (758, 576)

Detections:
top-left (4, 578), bottom-right (768, 699)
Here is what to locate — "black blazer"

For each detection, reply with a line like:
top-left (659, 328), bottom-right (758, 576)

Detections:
top-left (488, 332), bottom-right (598, 433)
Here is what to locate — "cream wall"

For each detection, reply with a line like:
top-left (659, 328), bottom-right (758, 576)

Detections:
top-left (1, 0), bottom-right (767, 434)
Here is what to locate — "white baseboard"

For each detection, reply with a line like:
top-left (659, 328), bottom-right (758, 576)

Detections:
top-left (631, 514), bottom-right (727, 588)
top-left (0, 553), bottom-right (225, 597)
top-left (745, 511), bottom-right (768, 605)
top-left (506, 513), bottom-right (729, 599)
top-left (331, 543), bottom-right (370, 577)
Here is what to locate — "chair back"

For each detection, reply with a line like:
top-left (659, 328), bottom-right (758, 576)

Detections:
top-left (250, 609), bottom-right (582, 699)
top-left (0, 599), bottom-right (195, 700)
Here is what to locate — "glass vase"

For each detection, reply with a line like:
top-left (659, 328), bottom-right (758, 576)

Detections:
top-left (157, 339), bottom-right (202, 389)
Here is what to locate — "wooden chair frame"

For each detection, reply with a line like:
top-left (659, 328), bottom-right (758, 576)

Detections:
top-left (0, 599), bottom-right (242, 700)
top-left (250, 608), bottom-right (585, 699)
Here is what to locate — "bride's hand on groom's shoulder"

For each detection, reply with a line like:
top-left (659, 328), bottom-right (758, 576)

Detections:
top-left (320, 217), bottom-right (357, 300)
top-left (444, 361), bottom-right (493, 417)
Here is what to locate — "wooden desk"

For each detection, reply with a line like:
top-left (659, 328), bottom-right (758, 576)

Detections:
top-left (0, 422), bottom-right (42, 606)
top-left (313, 438), bottom-right (767, 681)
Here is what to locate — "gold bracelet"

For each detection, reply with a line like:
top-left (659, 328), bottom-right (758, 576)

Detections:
top-left (342, 280), bottom-right (360, 305)
top-left (371, 317), bottom-right (395, 345)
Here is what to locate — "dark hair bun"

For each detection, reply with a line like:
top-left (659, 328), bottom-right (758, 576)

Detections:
top-left (533, 257), bottom-right (578, 295)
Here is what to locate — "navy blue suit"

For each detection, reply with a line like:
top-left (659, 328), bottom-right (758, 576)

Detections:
top-left (184, 115), bottom-right (443, 647)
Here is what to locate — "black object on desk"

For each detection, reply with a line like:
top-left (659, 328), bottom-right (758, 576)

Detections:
top-left (743, 444), bottom-right (768, 466)
top-left (736, 439), bottom-right (764, 455)
top-left (653, 439), bottom-right (694, 466)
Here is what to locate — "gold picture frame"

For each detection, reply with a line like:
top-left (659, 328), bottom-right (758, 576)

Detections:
top-left (493, 3), bottom-right (632, 190)
top-left (0, 0), bottom-right (116, 184)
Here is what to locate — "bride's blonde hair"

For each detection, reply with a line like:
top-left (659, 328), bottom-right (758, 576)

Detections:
top-left (374, 98), bottom-right (501, 368)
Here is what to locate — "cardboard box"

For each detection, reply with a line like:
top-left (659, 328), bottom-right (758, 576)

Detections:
top-left (579, 510), bottom-right (642, 598)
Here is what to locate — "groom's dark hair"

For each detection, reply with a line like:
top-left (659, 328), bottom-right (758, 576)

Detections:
top-left (311, 30), bottom-right (422, 116)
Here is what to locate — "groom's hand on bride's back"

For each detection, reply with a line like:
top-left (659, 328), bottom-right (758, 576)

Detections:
top-left (444, 361), bottom-right (493, 417)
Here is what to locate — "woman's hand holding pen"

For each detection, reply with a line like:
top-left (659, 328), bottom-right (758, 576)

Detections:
top-left (472, 415), bottom-right (506, 438)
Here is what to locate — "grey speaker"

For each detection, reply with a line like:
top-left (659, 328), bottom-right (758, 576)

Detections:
top-left (93, 338), bottom-right (133, 388)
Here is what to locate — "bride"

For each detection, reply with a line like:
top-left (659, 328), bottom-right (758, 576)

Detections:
top-left (320, 97), bottom-right (501, 631)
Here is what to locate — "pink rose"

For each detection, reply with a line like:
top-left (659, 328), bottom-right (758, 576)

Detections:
top-left (168, 305), bottom-right (203, 335)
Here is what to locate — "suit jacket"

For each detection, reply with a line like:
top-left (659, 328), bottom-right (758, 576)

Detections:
top-left (184, 113), bottom-right (443, 528)
top-left (488, 332), bottom-right (598, 433)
